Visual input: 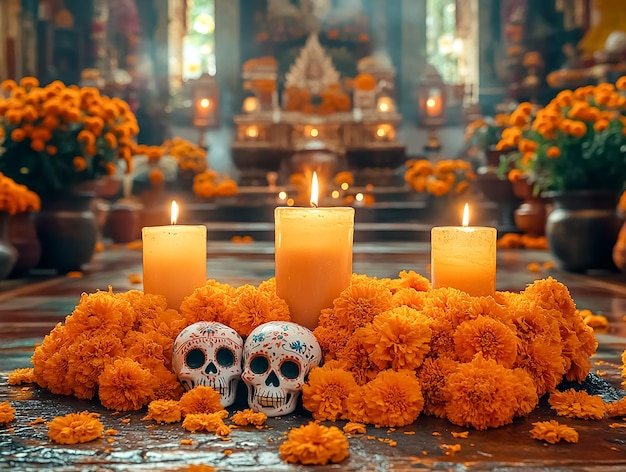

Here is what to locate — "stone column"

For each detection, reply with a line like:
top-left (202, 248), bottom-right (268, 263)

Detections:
top-left (214, 0), bottom-right (240, 121)
top-left (400, 0), bottom-right (427, 121)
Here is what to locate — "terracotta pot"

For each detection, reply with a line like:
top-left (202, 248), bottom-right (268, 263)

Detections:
top-left (106, 204), bottom-right (142, 243)
top-left (35, 192), bottom-right (97, 273)
top-left (544, 191), bottom-right (622, 272)
top-left (0, 212), bottom-right (18, 280)
top-left (512, 179), bottom-right (547, 237)
top-left (8, 212), bottom-right (41, 276)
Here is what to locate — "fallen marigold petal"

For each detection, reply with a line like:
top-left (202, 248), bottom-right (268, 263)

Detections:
top-left (7, 367), bottom-right (36, 385)
top-left (530, 420), bottom-right (579, 444)
top-left (605, 397), bottom-right (626, 417)
top-left (0, 401), bottom-right (16, 424)
top-left (182, 411), bottom-right (230, 436)
top-left (343, 422), bottom-right (366, 434)
top-left (48, 411), bottom-right (104, 444)
top-left (230, 408), bottom-right (267, 426)
top-left (548, 389), bottom-right (605, 420)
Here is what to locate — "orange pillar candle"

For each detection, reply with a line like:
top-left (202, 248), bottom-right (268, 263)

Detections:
top-left (275, 172), bottom-right (355, 330)
top-left (431, 203), bottom-right (497, 297)
top-left (142, 201), bottom-right (207, 309)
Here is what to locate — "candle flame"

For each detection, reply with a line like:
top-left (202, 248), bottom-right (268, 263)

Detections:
top-left (310, 172), bottom-right (319, 207)
top-left (171, 200), bottom-right (179, 225)
top-left (462, 203), bottom-right (469, 227)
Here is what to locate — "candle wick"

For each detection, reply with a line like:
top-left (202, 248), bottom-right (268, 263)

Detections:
top-left (310, 202), bottom-right (318, 208)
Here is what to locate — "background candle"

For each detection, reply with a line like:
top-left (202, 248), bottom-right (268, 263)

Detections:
top-left (431, 204), bottom-right (496, 296)
top-left (142, 201), bottom-right (207, 309)
top-left (274, 173), bottom-right (354, 330)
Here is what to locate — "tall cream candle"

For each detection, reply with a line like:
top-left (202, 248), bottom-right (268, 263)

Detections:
top-left (275, 173), bottom-right (355, 330)
top-left (142, 201), bottom-right (207, 309)
top-left (431, 203), bottom-right (497, 297)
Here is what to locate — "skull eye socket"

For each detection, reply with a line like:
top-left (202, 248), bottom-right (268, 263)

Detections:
top-left (216, 347), bottom-right (236, 367)
top-left (186, 348), bottom-right (206, 369)
top-left (249, 355), bottom-right (269, 374)
top-left (280, 360), bottom-right (300, 380)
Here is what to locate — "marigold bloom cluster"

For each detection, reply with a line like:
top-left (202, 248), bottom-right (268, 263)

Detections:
top-left (498, 78), bottom-right (626, 195)
top-left (7, 367), bottom-right (36, 385)
top-left (404, 159), bottom-right (476, 197)
top-left (0, 173), bottom-right (40, 214)
top-left (230, 408), bottom-right (268, 426)
top-left (0, 78), bottom-right (138, 195)
top-left (309, 274), bottom-right (597, 429)
top-left (279, 422), bottom-right (349, 465)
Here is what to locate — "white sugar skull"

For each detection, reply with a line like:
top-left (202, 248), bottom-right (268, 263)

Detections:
top-left (172, 321), bottom-right (244, 407)
top-left (242, 321), bottom-right (322, 417)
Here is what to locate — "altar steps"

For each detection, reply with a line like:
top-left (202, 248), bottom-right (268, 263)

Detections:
top-left (180, 186), bottom-right (515, 242)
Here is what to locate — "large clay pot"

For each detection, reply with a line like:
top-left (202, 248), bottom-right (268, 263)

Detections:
top-left (0, 212), bottom-right (18, 280)
top-left (8, 212), bottom-right (41, 276)
top-left (35, 192), bottom-right (97, 273)
top-left (544, 191), bottom-right (623, 272)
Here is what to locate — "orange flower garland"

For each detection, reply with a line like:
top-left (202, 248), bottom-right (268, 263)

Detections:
top-left (279, 422), bottom-right (349, 466)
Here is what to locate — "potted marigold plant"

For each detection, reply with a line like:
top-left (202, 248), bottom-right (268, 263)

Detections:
top-left (404, 159), bottom-right (477, 224)
top-left (497, 77), bottom-right (626, 272)
top-left (0, 172), bottom-right (41, 278)
top-left (0, 77), bottom-right (138, 272)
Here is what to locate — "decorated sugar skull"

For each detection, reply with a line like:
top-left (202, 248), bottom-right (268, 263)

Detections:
top-left (242, 321), bottom-right (322, 417)
top-left (172, 321), bottom-right (244, 407)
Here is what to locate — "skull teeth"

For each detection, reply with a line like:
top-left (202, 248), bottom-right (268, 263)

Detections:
top-left (258, 395), bottom-right (285, 408)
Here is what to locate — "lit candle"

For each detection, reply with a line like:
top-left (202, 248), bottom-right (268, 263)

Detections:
top-left (275, 172), bottom-right (355, 330)
top-left (142, 201), bottom-right (207, 309)
top-left (431, 203), bottom-right (496, 297)
top-left (426, 92), bottom-right (442, 117)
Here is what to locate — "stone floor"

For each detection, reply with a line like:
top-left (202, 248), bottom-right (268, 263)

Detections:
top-left (0, 241), bottom-right (625, 471)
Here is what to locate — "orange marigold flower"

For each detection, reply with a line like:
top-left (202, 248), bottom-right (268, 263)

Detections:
top-left (546, 146), bottom-right (560, 158)
top-left (605, 397), bottom-right (626, 417)
top-left (98, 358), bottom-right (155, 411)
top-left (48, 411), bottom-right (104, 444)
top-left (336, 328), bottom-right (380, 385)
top-left (514, 336), bottom-right (566, 396)
top-left (150, 364), bottom-right (184, 401)
top-left (46, 145), bottom-right (57, 155)
top-left (453, 316), bottom-right (519, 368)
top-left (593, 119), bottom-right (609, 132)
top-left (302, 364), bottom-right (358, 421)
top-left (143, 399), bottom-right (182, 423)
top-left (179, 385), bottom-right (224, 416)
top-left (65, 288), bottom-right (135, 337)
top-left (227, 284), bottom-right (290, 337)
top-left (388, 269), bottom-right (431, 293)
top-left (418, 357), bottom-right (459, 418)
top-left (30, 139), bottom-right (45, 152)
top-left (569, 121), bottom-right (587, 138)
top-left (230, 408), bottom-right (268, 426)
top-left (616, 76), bottom-right (626, 90)
top-left (10, 128), bottom-right (26, 142)
top-left (361, 369), bottom-right (424, 427)
top-left (548, 388), bottom-right (605, 420)
top-left (8, 367), bottom-right (36, 385)
top-left (530, 420), bottom-right (578, 444)
top-left (360, 306), bottom-right (432, 371)
top-left (279, 421), bottom-right (349, 465)
top-left (72, 156), bottom-right (87, 171)
top-left (179, 280), bottom-right (235, 326)
top-left (20, 77), bottom-right (39, 89)
top-left (392, 287), bottom-right (428, 311)
top-left (182, 411), bottom-right (230, 435)
top-left (149, 168), bottom-right (164, 184)
top-left (331, 276), bottom-right (395, 333)
top-left (0, 401), bottom-right (16, 424)
top-left (1, 79), bottom-right (17, 92)
top-left (444, 355), bottom-right (536, 430)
